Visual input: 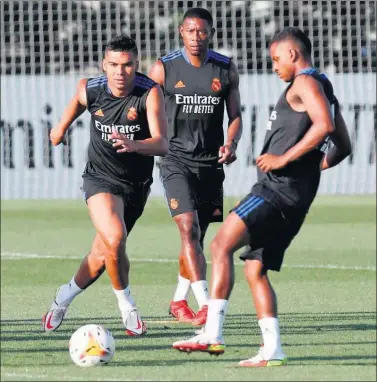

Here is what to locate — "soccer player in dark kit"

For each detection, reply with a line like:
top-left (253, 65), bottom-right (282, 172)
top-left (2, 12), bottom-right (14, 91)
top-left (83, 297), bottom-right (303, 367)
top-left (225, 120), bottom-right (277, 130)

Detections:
top-left (148, 7), bottom-right (243, 327)
top-left (42, 35), bottom-right (168, 336)
top-left (173, 27), bottom-right (352, 366)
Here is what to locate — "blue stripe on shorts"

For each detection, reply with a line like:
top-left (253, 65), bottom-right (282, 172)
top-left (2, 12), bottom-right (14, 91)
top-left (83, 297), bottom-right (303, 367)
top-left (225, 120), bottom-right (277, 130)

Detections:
top-left (234, 196), bottom-right (264, 219)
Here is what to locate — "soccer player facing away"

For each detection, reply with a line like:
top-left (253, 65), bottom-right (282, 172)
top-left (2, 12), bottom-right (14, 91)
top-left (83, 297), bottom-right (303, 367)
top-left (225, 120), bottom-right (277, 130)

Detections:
top-left (42, 35), bottom-right (168, 336)
top-left (173, 27), bottom-right (352, 365)
top-left (148, 8), bottom-right (242, 326)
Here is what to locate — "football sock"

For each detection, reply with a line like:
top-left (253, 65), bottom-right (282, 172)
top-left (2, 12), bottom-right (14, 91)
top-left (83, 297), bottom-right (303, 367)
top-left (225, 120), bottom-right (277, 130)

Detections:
top-left (191, 280), bottom-right (209, 308)
top-left (258, 317), bottom-right (283, 358)
top-left (204, 299), bottom-right (228, 341)
top-left (173, 274), bottom-right (191, 302)
top-left (55, 277), bottom-right (83, 306)
top-left (113, 285), bottom-right (137, 313)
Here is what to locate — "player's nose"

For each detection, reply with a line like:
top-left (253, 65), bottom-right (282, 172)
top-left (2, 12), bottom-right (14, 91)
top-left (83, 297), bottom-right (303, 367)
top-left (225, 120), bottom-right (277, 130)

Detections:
top-left (191, 31), bottom-right (200, 41)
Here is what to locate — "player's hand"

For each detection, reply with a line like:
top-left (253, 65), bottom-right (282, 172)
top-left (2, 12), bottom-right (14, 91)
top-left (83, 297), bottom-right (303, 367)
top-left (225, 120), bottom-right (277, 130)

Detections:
top-left (256, 153), bottom-right (288, 172)
top-left (218, 142), bottom-right (237, 165)
top-left (109, 128), bottom-right (137, 153)
top-left (50, 127), bottom-right (67, 146)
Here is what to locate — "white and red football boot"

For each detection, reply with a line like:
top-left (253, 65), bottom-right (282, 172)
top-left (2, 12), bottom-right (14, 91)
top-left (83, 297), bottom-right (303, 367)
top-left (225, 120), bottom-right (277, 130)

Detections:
top-left (42, 286), bottom-right (69, 332)
top-left (122, 309), bottom-right (147, 336)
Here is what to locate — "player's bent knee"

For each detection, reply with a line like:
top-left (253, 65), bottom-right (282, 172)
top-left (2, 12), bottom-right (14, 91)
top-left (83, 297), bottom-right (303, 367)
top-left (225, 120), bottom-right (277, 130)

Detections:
top-left (178, 221), bottom-right (201, 242)
top-left (90, 248), bottom-right (106, 263)
top-left (210, 236), bottom-right (221, 254)
top-left (102, 233), bottom-right (126, 254)
top-left (210, 236), bottom-right (228, 257)
top-left (244, 259), bottom-right (266, 281)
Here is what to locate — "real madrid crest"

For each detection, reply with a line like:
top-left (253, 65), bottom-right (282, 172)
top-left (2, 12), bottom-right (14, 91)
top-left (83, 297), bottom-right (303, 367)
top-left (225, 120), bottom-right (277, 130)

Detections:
top-left (170, 198), bottom-right (179, 210)
top-left (211, 78), bottom-right (222, 92)
top-left (127, 107), bottom-right (137, 121)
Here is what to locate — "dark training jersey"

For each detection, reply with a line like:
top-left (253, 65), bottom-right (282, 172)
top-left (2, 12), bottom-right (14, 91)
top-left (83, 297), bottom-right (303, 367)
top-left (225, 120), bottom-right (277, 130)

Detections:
top-left (252, 68), bottom-right (339, 215)
top-left (84, 73), bottom-right (156, 183)
top-left (160, 48), bottom-right (232, 167)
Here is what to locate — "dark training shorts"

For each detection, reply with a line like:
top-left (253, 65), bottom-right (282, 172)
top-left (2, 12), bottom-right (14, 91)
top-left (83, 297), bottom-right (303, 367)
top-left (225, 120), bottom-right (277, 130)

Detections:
top-left (81, 174), bottom-right (152, 234)
top-left (232, 193), bottom-right (306, 271)
top-left (160, 161), bottom-right (224, 223)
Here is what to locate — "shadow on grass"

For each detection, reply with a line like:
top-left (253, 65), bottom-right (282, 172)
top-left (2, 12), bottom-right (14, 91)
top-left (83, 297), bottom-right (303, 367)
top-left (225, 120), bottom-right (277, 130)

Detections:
top-left (1, 311), bottom-right (376, 366)
top-left (2, 311), bottom-right (375, 334)
top-left (1, 354), bottom-right (376, 367)
top-left (1, 311), bottom-right (376, 324)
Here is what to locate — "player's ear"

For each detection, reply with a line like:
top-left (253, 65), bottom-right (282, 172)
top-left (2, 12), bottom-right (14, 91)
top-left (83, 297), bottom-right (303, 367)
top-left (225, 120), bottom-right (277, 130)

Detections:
top-left (102, 58), bottom-right (106, 72)
top-left (289, 48), bottom-right (299, 62)
top-left (135, 60), bottom-right (139, 72)
top-left (179, 24), bottom-right (184, 38)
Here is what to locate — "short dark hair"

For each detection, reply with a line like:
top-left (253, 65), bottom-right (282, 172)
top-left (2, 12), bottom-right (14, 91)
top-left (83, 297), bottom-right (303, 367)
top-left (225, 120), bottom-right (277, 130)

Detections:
top-left (182, 7), bottom-right (213, 28)
top-left (104, 35), bottom-right (138, 57)
top-left (270, 27), bottom-right (312, 57)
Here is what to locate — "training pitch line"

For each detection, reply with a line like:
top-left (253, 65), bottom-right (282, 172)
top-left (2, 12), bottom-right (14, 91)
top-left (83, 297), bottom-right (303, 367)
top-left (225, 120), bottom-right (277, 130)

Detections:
top-left (1, 252), bottom-right (375, 271)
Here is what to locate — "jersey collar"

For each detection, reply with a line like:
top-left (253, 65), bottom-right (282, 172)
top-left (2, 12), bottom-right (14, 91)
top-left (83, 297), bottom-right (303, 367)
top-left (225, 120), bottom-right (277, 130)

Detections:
top-left (181, 48), bottom-right (209, 67)
top-left (296, 67), bottom-right (318, 76)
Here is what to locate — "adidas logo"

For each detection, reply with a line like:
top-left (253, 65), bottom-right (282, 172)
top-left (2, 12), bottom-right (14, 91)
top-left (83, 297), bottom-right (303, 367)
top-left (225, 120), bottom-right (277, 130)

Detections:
top-left (95, 109), bottom-right (104, 117)
top-left (213, 209), bottom-right (222, 216)
top-left (174, 80), bottom-right (185, 88)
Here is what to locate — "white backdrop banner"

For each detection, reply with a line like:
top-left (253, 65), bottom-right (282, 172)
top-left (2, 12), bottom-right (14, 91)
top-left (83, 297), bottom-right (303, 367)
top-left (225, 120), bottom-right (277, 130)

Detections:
top-left (1, 73), bottom-right (376, 199)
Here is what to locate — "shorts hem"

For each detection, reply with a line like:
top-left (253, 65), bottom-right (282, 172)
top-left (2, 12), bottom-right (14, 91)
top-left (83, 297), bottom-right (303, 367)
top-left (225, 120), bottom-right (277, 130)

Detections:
top-left (170, 207), bottom-right (197, 218)
top-left (239, 248), bottom-right (283, 272)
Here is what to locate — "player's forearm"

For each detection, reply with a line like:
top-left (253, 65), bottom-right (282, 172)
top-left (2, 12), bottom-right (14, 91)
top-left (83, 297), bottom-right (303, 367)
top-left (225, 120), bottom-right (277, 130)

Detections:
top-left (282, 123), bottom-right (334, 164)
top-left (321, 145), bottom-right (351, 170)
top-left (226, 116), bottom-right (242, 145)
top-left (56, 98), bottom-right (86, 133)
top-left (134, 136), bottom-right (168, 156)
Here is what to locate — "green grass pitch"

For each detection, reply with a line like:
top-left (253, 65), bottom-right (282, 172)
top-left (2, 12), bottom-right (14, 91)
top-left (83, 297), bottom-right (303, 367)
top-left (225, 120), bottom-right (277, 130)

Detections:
top-left (1, 196), bottom-right (376, 381)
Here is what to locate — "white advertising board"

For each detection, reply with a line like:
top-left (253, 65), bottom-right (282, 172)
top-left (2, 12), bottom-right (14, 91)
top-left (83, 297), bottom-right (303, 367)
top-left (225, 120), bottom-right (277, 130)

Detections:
top-left (1, 73), bottom-right (375, 199)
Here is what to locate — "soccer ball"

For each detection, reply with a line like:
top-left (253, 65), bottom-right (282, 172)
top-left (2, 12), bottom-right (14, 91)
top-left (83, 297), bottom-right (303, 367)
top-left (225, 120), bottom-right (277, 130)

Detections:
top-left (69, 324), bottom-right (115, 367)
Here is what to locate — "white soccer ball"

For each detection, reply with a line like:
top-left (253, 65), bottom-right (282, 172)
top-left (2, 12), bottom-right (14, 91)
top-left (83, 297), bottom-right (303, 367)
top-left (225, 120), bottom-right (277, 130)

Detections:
top-left (69, 324), bottom-right (115, 367)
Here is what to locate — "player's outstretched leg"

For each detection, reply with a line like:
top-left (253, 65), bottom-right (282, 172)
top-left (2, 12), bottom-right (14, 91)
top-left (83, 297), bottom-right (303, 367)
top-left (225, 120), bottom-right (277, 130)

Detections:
top-left (172, 211), bottom-right (249, 354)
top-left (42, 234), bottom-right (107, 332)
top-left (88, 193), bottom-right (147, 336)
